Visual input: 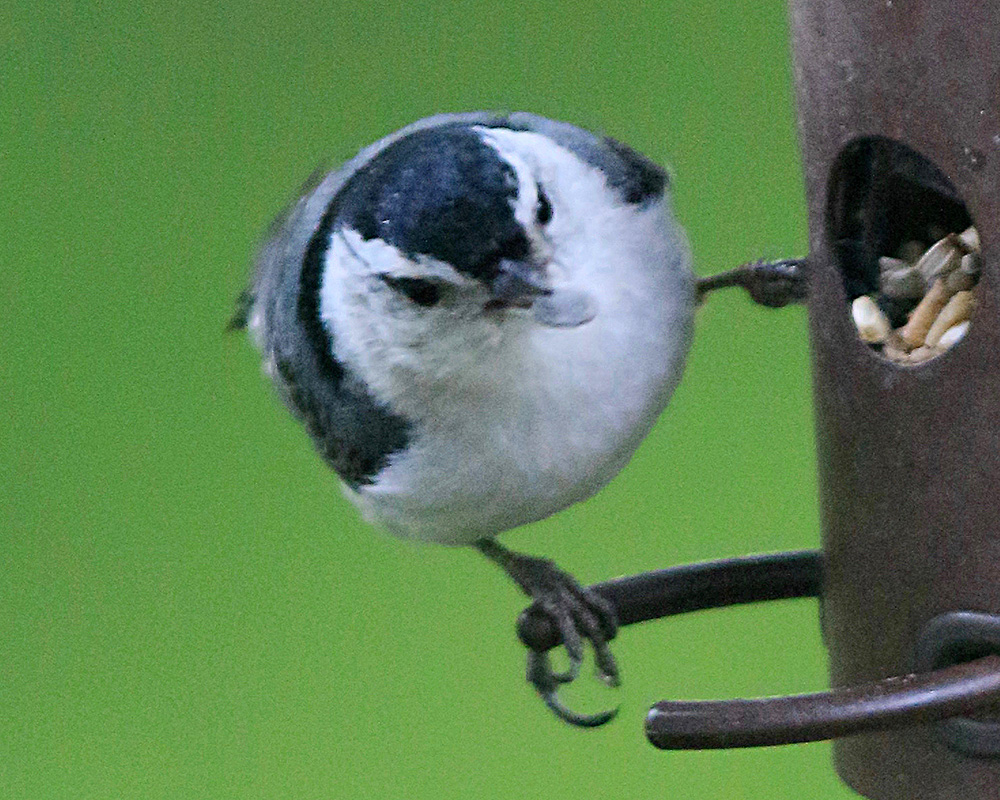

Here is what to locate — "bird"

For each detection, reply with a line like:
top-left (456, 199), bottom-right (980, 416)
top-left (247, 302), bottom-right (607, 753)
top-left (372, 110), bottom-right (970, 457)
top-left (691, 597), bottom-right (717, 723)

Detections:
top-left (231, 111), bottom-right (804, 727)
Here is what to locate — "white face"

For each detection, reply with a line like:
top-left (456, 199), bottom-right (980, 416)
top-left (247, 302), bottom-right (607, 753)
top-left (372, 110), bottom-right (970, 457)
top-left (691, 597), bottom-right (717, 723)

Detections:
top-left (317, 128), bottom-right (658, 412)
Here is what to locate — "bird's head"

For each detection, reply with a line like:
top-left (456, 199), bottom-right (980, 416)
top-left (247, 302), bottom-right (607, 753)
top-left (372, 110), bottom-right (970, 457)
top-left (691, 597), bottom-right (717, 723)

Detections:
top-left (306, 115), bottom-right (673, 393)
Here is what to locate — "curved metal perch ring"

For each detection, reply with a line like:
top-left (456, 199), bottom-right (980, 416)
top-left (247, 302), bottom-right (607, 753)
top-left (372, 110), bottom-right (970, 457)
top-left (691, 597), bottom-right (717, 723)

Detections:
top-left (517, 552), bottom-right (1000, 751)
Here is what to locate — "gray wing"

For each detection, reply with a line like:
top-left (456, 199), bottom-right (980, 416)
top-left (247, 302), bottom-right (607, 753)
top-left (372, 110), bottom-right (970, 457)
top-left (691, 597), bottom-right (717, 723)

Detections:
top-left (239, 154), bottom-right (413, 489)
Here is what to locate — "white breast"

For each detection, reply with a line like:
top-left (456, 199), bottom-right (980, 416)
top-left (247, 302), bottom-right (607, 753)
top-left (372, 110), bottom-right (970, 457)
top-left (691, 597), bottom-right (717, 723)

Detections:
top-left (343, 194), bottom-right (695, 545)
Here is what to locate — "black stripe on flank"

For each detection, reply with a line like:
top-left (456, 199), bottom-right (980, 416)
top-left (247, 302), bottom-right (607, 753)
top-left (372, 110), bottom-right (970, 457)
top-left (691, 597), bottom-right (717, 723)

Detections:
top-left (294, 195), bottom-right (410, 488)
top-left (298, 199), bottom-right (345, 385)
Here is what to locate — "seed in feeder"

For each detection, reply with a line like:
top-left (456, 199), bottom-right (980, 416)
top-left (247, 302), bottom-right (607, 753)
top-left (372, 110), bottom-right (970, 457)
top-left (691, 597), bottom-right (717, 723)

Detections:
top-left (913, 235), bottom-right (962, 283)
top-left (906, 345), bottom-right (940, 364)
top-left (924, 290), bottom-right (974, 348)
top-left (855, 226), bottom-right (979, 364)
top-left (851, 295), bottom-right (891, 344)
top-left (945, 252), bottom-right (981, 293)
top-left (881, 338), bottom-right (909, 363)
top-left (879, 255), bottom-right (911, 275)
top-left (898, 278), bottom-right (953, 350)
top-left (936, 320), bottom-right (969, 350)
top-left (957, 225), bottom-right (980, 252)
top-left (880, 264), bottom-right (926, 300)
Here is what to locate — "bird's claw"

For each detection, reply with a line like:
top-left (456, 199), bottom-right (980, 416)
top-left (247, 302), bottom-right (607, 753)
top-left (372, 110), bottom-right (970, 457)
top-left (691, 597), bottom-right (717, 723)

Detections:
top-left (527, 650), bottom-right (619, 728)
top-left (519, 564), bottom-right (621, 726)
top-left (476, 539), bottom-right (621, 727)
top-left (696, 258), bottom-right (808, 308)
top-left (740, 258), bottom-right (808, 308)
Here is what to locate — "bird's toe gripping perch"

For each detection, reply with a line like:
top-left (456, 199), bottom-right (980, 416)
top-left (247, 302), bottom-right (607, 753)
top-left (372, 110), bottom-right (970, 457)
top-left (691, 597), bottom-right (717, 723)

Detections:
top-left (516, 551), bottom-right (1000, 749)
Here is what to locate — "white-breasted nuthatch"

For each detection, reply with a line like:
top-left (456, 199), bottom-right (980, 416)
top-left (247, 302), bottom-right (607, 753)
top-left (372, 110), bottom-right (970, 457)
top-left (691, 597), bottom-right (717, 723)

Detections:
top-left (232, 112), bottom-right (804, 726)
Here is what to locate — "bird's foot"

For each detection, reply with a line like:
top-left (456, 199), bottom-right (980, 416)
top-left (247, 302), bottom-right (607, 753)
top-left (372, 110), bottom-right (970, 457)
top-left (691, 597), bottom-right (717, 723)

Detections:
top-left (476, 539), bottom-right (619, 727)
top-left (696, 258), bottom-right (808, 308)
top-left (526, 650), bottom-right (618, 727)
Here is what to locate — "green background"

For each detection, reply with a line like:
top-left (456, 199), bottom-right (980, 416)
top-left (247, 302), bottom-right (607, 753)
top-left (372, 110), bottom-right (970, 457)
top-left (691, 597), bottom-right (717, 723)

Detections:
top-left (4, 1), bottom-right (857, 797)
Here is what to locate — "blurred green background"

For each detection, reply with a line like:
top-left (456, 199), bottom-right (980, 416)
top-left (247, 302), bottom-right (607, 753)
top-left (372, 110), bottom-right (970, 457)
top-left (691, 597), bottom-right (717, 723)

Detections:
top-left (3, 1), bottom-right (858, 798)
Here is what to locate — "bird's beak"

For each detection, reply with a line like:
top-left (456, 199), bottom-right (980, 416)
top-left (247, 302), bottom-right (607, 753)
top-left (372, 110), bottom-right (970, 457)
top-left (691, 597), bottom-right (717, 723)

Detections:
top-left (488, 258), bottom-right (552, 309)
top-left (487, 258), bottom-right (597, 329)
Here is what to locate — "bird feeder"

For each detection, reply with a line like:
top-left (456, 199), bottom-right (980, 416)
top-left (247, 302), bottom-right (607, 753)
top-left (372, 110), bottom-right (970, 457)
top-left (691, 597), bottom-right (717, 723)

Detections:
top-left (519, 2), bottom-right (1000, 797)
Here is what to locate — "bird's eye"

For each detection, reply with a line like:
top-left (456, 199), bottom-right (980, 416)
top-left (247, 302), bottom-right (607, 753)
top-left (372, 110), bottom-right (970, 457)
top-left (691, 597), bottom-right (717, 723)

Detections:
top-left (378, 275), bottom-right (442, 307)
top-left (536, 189), bottom-right (553, 225)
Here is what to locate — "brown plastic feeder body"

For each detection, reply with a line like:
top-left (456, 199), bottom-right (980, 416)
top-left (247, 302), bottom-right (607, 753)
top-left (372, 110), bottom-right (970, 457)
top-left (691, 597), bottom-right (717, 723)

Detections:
top-left (791, 1), bottom-right (1000, 797)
